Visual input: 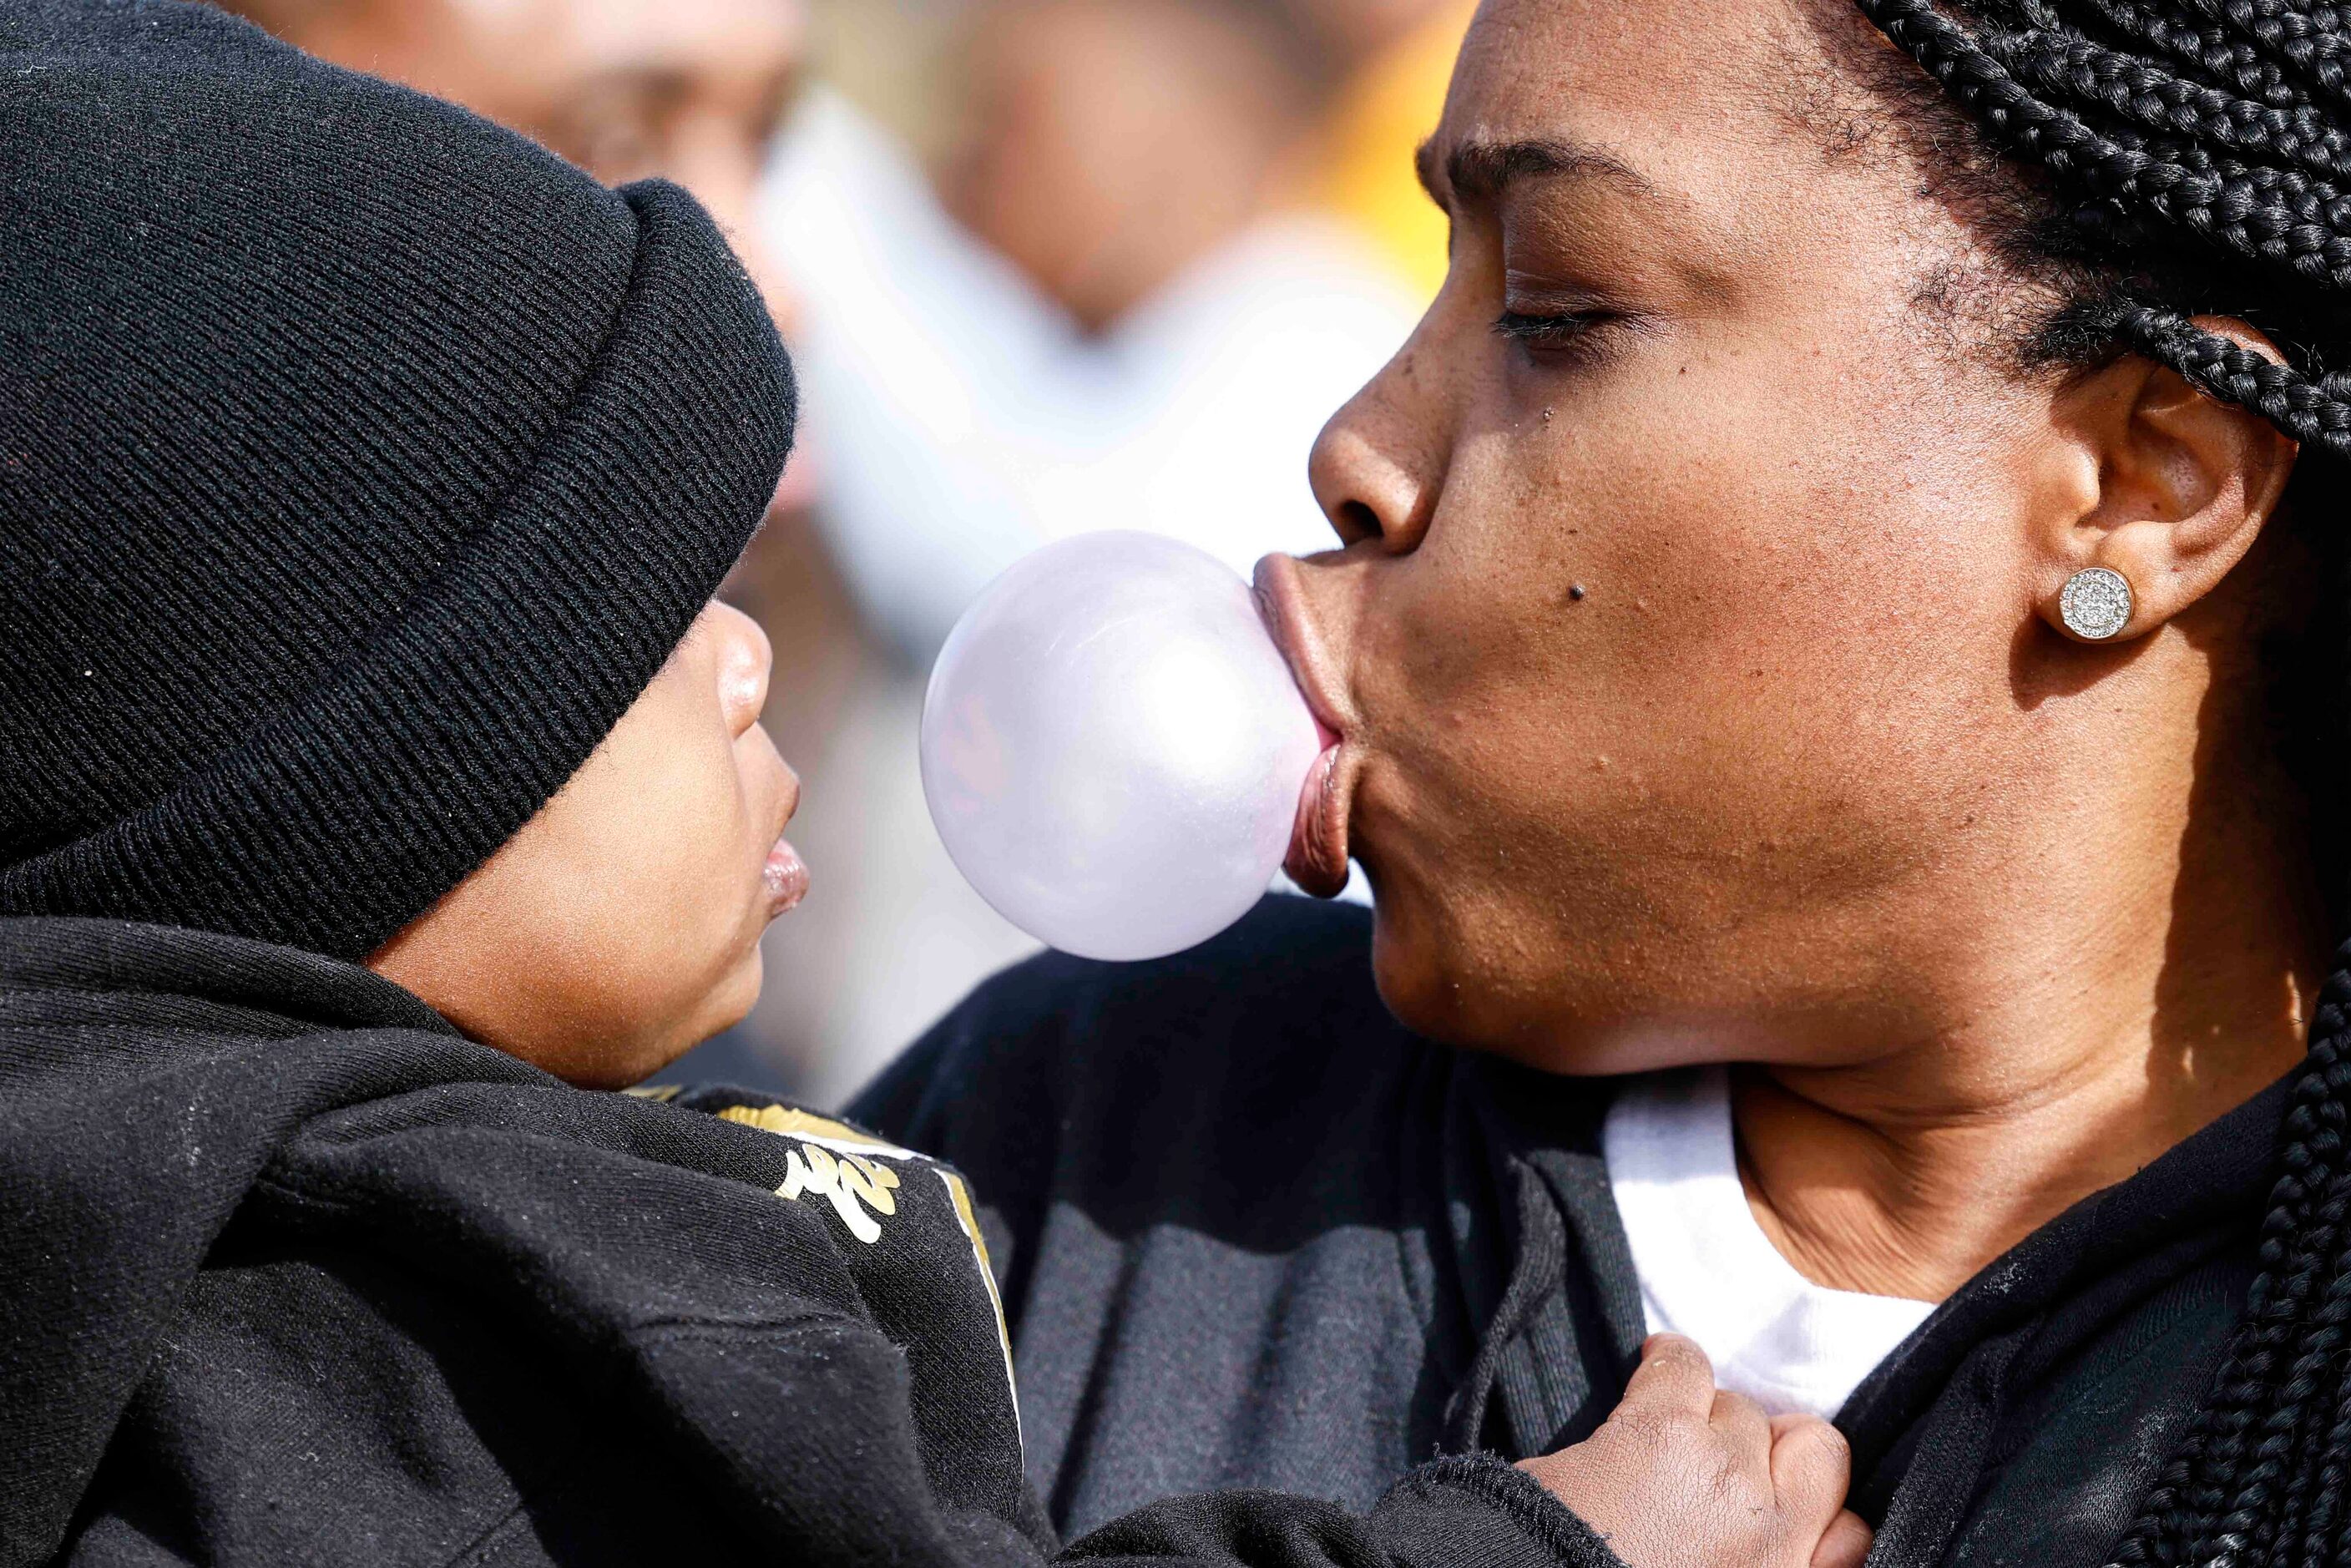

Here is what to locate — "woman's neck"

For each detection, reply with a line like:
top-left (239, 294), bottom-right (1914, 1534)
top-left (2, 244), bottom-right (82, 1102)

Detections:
top-left (1734, 1021), bottom-right (2305, 1302)
top-left (1730, 742), bottom-right (2329, 1302)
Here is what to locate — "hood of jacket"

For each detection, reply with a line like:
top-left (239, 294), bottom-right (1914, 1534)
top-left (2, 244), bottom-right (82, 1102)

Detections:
top-left (0, 916), bottom-right (541, 1562)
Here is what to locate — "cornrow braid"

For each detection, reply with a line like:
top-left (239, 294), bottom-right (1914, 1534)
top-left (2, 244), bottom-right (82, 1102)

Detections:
top-left (2112, 301), bottom-right (2351, 448)
top-left (1850, 7), bottom-right (2351, 1563)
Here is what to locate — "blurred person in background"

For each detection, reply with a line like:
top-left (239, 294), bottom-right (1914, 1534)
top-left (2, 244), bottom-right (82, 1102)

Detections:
top-left (225, 0), bottom-right (802, 266)
top-left (763, 0), bottom-right (1423, 659)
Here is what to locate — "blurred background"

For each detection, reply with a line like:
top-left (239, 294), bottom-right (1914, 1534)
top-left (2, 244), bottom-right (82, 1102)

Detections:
top-left (220, 0), bottom-right (1462, 1105)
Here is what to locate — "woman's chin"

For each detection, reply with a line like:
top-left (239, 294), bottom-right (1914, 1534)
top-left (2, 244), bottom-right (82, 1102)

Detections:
top-left (1368, 896), bottom-right (1489, 1049)
top-left (1368, 891), bottom-right (1656, 1076)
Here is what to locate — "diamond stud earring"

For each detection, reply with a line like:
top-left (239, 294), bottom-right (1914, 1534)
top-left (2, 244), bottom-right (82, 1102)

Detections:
top-left (2059, 566), bottom-right (2134, 641)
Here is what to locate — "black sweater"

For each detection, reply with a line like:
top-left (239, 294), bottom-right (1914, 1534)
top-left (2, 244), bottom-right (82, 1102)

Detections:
top-left (854, 895), bottom-right (2293, 1567)
top-left (0, 915), bottom-right (1615, 1568)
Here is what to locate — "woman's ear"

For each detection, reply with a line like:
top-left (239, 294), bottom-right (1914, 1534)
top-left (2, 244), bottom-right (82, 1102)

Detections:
top-left (2035, 316), bottom-right (2299, 644)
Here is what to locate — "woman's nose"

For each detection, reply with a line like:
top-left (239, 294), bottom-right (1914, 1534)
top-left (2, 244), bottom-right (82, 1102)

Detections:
top-left (1307, 335), bottom-right (1447, 558)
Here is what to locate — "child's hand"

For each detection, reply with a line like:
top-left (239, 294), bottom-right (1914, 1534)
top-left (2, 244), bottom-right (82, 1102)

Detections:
top-left (1517, 1334), bottom-right (1873, 1568)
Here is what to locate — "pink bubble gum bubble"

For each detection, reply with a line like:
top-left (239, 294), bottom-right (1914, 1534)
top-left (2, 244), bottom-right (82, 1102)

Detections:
top-left (920, 532), bottom-right (1322, 962)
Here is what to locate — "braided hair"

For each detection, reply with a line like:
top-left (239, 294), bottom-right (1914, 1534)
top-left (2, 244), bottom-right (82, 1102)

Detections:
top-left (1848, 6), bottom-right (2351, 1562)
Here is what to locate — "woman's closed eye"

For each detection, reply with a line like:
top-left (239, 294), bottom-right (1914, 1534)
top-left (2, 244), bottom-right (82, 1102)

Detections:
top-left (1494, 307), bottom-right (1610, 356)
top-left (1493, 276), bottom-right (1651, 368)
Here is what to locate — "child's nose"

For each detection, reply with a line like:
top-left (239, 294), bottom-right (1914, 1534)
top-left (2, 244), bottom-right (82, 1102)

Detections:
top-left (708, 600), bottom-right (774, 733)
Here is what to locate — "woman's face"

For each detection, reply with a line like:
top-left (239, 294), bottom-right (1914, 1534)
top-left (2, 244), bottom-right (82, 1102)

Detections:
top-left (1263, 0), bottom-right (2114, 1070)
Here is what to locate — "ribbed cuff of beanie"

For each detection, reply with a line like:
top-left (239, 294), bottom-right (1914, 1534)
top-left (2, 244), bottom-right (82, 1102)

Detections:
top-left (0, 180), bottom-right (796, 960)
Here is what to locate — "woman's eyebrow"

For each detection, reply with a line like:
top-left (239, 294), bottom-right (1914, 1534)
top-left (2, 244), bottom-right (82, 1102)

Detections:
top-left (1416, 135), bottom-right (1659, 210)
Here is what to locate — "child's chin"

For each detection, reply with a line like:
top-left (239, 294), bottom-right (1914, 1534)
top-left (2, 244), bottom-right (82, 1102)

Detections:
top-left (564, 947), bottom-right (767, 1092)
top-left (672, 947), bottom-right (767, 1062)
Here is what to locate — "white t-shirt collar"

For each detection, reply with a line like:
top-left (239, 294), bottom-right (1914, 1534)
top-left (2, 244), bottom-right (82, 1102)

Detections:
top-left (1601, 1066), bottom-right (1937, 1419)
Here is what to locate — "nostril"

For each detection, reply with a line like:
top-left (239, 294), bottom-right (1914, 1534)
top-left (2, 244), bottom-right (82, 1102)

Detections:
top-left (1335, 499), bottom-right (1381, 544)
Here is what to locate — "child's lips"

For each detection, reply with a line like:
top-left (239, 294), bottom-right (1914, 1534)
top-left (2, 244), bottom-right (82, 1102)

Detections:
top-left (762, 838), bottom-right (809, 916)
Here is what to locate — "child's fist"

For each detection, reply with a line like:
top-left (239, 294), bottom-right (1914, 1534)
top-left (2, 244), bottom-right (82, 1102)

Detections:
top-left (1517, 1334), bottom-right (1872, 1568)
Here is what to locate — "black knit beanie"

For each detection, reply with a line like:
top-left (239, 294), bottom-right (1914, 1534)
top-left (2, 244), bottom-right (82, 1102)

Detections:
top-left (0, 0), bottom-right (796, 960)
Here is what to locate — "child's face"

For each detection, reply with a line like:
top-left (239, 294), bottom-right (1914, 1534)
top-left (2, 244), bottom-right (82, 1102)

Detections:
top-left (368, 600), bottom-right (804, 1087)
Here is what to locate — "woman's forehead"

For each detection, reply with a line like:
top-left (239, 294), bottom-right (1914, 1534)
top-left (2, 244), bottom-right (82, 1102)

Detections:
top-left (1432, 0), bottom-right (1959, 296)
top-left (1436, 0), bottom-right (1898, 208)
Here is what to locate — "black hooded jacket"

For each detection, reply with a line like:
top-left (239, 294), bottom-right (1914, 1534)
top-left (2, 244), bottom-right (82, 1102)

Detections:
top-left (0, 914), bottom-right (1620, 1568)
top-left (855, 895), bottom-right (2293, 1568)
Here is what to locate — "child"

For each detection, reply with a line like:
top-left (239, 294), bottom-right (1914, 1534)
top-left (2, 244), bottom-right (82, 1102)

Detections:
top-left (0, 3), bottom-right (1860, 1565)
